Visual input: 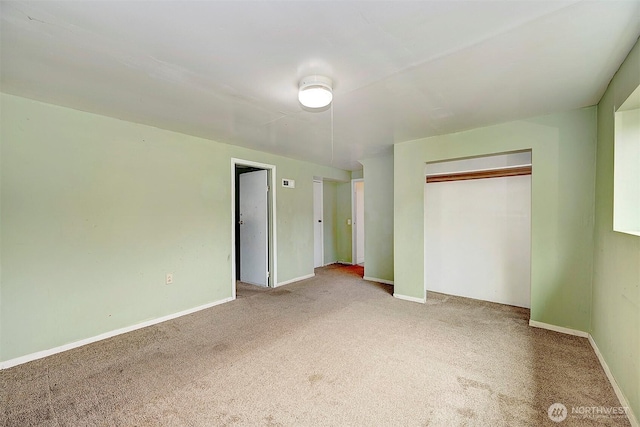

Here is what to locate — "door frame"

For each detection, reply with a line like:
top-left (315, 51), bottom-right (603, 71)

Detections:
top-left (351, 178), bottom-right (364, 265)
top-left (313, 179), bottom-right (324, 268)
top-left (231, 158), bottom-right (277, 299)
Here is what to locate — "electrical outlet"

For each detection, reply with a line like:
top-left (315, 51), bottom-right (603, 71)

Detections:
top-left (347, 218), bottom-right (352, 225)
top-left (166, 273), bottom-right (173, 285)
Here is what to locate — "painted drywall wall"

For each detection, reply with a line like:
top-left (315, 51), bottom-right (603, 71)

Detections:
top-left (425, 151), bottom-right (531, 175)
top-left (395, 107), bottom-right (597, 330)
top-left (361, 155), bottom-right (394, 282)
top-left (0, 93), bottom-right (349, 362)
top-left (351, 170), bottom-right (363, 180)
top-left (0, 102), bottom-right (2, 360)
top-left (336, 182), bottom-right (352, 264)
top-left (592, 38), bottom-right (640, 419)
top-left (323, 181), bottom-right (338, 265)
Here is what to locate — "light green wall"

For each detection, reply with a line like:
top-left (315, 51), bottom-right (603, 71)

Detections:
top-left (394, 107), bottom-right (597, 330)
top-left (0, 93), bottom-right (349, 362)
top-left (361, 155), bottom-right (394, 282)
top-left (592, 38), bottom-right (640, 419)
top-left (0, 96), bottom-right (3, 359)
top-left (351, 170), bottom-right (363, 180)
top-left (323, 181), bottom-right (338, 265)
top-left (336, 182), bottom-right (352, 264)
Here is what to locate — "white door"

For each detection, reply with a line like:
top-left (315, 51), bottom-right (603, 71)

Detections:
top-left (355, 181), bottom-right (365, 264)
top-left (239, 170), bottom-right (268, 286)
top-left (313, 180), bottom-right (323, 268)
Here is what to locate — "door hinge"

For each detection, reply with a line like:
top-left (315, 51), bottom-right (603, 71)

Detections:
top-left (267, 271), bottom-right (270, 278)
top-left (267, 185), bottom-right (270, 192)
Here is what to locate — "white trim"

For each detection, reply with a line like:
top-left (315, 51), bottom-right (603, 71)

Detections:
top-left (231, 158), bottom-right (278, 298)
top-left (364, 276), bottom-right (395, 285)
top-left (0, 297), bottom-right (234, 370)
top-left (393, 293), bottom-right (426, 304)
top-left (528, 320), bottom-right (589, 337)
top-left (589, 335), bottom-right (639, 427)
top-left (276, 273), bottom-right (315, 287)
top-left (351, 178), bottom-right (364, 266)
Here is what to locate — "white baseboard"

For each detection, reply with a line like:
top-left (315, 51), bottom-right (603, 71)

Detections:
top-left (276, 273), bottom-right (314, 287)
top-left (529, 320), bottom-right (637, 426)
top-left (363, 276), bottom-right (395, 285)
top-left (0, 296), bottom-right (235, 370)
top-left (393, 293), bottom-right (425, 304)
top-left (528, 320), bottom-right (589, 337)
top-left (588, 335), bottom-right (639, 427)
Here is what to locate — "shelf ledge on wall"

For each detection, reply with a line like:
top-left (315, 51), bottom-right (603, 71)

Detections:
top-left (426, 165), bottom-right (532, 183)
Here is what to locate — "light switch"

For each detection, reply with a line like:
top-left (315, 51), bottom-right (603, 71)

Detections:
top-left (347, 218), bottom-right (352, 225)
top-left (282, 179), bottom-right (295, 188)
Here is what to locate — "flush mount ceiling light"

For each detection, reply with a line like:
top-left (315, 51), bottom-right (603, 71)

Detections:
top-left (298, 75), bottom-right (333, 109)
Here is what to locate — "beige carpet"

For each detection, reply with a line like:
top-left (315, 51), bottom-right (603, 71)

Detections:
top-left (0, 264), bottom-right (629, 426)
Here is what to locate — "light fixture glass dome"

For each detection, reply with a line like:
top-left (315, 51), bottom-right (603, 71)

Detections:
top-left (299, 76), bottom-right (333, 109)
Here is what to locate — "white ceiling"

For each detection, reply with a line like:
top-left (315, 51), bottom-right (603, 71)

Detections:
top-left (1, 1), bottom-right (639, 170)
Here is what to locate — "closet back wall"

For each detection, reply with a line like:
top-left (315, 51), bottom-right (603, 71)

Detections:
top-left (424, 153), bottom-right (532, 308)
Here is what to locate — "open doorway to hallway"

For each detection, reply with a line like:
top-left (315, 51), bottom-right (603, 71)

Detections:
top-left (352, 179), bottom-right (364, 267)
top-left (231, 159), bottom-right (276, 299)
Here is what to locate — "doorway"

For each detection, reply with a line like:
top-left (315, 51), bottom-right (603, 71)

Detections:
top-left (231, 158), bottom-right (277, 299)
top-left (352, 179), bottom-right (364, 266)
top-left (313, 180), bottom-right (324, 268)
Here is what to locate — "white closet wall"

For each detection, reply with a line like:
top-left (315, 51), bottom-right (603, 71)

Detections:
top-left (425, 153), bottom-right (531, 308)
